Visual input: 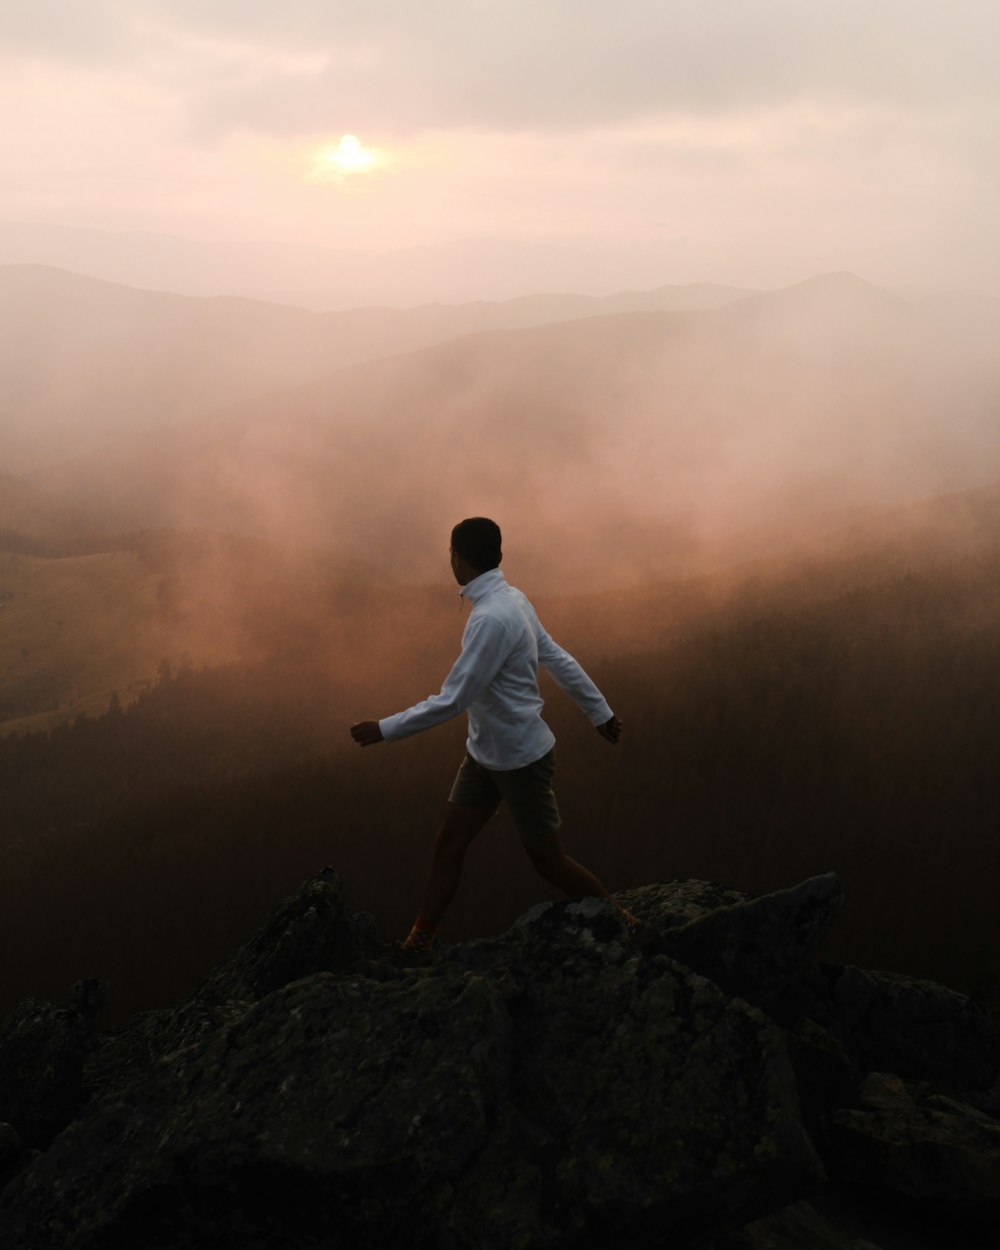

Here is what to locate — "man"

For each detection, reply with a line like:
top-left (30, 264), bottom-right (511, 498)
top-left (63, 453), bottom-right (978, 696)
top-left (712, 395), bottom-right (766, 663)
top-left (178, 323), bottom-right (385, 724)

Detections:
top-left (350, 517), bottom-right (627, 951)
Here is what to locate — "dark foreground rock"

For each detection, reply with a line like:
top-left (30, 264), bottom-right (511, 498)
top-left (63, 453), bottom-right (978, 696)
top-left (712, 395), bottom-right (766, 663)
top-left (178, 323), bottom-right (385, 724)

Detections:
top-left (1, 869), bottom-right (997, 1249)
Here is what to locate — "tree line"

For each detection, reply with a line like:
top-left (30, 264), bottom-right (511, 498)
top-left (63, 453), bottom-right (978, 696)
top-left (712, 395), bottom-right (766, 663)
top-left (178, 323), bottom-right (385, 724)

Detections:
top-left (2, 549), bottom-right (998, 1026)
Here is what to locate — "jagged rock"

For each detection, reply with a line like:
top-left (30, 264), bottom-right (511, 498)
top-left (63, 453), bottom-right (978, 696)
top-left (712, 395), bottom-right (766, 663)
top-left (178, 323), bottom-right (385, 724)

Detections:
top-left (715, 1197), bottom-right (884, 1249)
top-left (0, 1124), bottom-right (19, 1171)
top-left (858, 1071), bottom-right (914, 1114)
top-left (1, 871), bottom-right (997, 1249)
top-left (618, 873), bottom-right (844, 1025)
top-left (782, 1017), bottom-right (856, 1150)
top-left (827, 1087), bottom-right (1000, 1234)
top-left (0, 888), bottom-right (823, 1249)
top-left (0, 1122), bottom-right (23, 1193)
top-left (827, 965), bottom-right (998, 1092)
top-left (0, 978), bottom-right (107, 1149)
top-left (616, 879), bottom-right (748, 929)
top-left (84, 867), bottom-right (378, 1094)
top-left (196, 865), bottom-right (378, 1004)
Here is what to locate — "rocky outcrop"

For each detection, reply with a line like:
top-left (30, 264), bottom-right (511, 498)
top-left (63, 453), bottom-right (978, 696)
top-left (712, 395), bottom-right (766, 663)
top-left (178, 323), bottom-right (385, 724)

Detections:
top-left (0, 978), bottom-right (107, 1150)
top-left (827, 964), bottom-right (997, 1091)
top-left (619, 873), bottom-right (844, 1025)
top-left (0, 870), bottom-right (997, 1249)
top-left (827, 1074), bottom-right (1000, 1228)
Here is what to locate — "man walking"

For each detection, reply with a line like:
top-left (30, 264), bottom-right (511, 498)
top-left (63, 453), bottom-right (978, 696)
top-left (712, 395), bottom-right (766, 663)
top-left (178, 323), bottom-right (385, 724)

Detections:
top-left (350, 517), bottom-right (626, 950)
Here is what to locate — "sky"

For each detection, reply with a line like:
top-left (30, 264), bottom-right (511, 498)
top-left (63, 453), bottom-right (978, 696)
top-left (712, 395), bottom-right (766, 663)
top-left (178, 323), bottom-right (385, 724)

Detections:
top-left (2, 0), bottom-right (998, 301)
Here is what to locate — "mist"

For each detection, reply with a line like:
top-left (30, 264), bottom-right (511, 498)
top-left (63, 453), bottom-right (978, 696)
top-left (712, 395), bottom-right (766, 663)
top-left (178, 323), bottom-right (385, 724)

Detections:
top-left (2, 1), bottom-right (1000, 1092)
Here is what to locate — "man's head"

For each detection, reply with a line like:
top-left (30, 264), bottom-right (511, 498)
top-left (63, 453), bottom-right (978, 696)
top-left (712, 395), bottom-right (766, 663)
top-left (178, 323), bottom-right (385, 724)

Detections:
top-left (450, 517), bottom-right (502, 585)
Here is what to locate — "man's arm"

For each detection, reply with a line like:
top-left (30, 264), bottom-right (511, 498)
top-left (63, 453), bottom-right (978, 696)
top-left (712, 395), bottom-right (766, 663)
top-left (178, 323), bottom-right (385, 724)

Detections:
top-left (515, 594), bottom-right (621, 743)
top-left (351, 613), bottom-right (512, 747)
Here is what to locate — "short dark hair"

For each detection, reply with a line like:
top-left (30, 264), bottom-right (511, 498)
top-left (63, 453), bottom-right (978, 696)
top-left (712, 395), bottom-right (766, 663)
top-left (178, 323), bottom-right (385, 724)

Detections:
top-left (451, 517), bottom-right (502, 572)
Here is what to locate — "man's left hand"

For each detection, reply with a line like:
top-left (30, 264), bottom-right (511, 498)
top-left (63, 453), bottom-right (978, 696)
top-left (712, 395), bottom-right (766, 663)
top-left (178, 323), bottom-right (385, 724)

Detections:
top-left (596, 715), bottom-right (622, 745)
top-left (351, 720), bottom-right (384, 747)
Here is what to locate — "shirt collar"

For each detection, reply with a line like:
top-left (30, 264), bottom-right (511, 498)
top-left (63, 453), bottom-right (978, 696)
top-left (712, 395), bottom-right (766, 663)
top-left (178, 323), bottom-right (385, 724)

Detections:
top-left (460, 567), bottom-right (506, 606)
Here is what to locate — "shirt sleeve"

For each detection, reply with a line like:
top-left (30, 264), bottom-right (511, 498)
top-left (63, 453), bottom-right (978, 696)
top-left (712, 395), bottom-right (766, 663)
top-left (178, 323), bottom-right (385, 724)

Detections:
top-left (379, 612), bottom-right (514, 742)
top-left (520, 598), bottom-right (614, 726)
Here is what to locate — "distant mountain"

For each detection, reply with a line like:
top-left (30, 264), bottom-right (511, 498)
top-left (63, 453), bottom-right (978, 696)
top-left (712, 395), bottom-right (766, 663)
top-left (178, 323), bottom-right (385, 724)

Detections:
top-left (0, 264), bottom-right (751, 473)
top-left (27, 272), bottom-right (1000, 589)
top-left (0, 220), bottom-right (751, 309)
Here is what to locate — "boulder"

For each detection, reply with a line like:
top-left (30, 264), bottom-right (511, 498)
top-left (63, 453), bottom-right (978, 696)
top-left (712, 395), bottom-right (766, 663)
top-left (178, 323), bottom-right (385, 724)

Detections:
top-left (194, 865), bottom-right (378, 1004)
top-left (85, 867), bottom-right (378, 1093)
top-left (0, 890), bottom-right (823, 1249)
top-left (828, 1085), bottom-right (1000, 1235)
top-left (715, 1197), bottom-right (884, 1249)
top-left (618, 873), bottom-right (844, 1025)
top-left (0, 1123), bottom-right (26, 1193)
top-left (827, 965), bottom-right (998, 1092)
top-left (1, 871), bottom-right (997, 1249)
top-left (0, 978), bottom-right (107, 1149)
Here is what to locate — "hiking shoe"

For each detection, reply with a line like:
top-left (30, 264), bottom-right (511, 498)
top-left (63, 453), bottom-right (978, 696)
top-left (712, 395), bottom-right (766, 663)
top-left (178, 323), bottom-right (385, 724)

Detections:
top-left (402, 926), bottom-right (435, 952)
top-left (391, 926), bottom-right (437, 964)
top-left (620, 909), bottom-right (658, 953)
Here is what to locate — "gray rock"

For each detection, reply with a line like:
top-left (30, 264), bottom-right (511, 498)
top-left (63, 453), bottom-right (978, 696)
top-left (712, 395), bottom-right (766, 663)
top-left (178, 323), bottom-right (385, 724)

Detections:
top-left (858, 1072), bottom-right (915, 1114)
top-left (715, 1197), bottom-right (885, 1249)
top-left (0, 1124), bottom-right (20, 1171)
top-left (0, 896), bottom-right (823, 1249)
top-left (196, 864), bottom-right (379, 1004)
top-left (616, 879), bottom-right (748, 929)
top-left (618, 873), bottom-right (844, 1025)
top-left (85, 867), bottom-right (378, 1093)
top-left (828, 965), bottom-right (998, 1092)
top-left (0, 978), bottom-right (107, 1149)
top-left (827, 1091), bottom-right (1000, 1234)
top-left (2, 871), bottom-right (997, 1249)
top-left (783, 1017), bottom-right (856, 1148)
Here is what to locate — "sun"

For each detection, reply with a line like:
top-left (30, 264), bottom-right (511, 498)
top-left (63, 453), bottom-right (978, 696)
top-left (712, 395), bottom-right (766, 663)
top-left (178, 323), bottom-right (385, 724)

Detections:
top-left (316, 134), bottom-right (378, 175)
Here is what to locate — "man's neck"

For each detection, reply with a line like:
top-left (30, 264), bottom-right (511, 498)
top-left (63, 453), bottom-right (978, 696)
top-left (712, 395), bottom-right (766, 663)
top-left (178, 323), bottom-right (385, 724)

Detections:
top-left (460, 567), bottom-right (505, 604)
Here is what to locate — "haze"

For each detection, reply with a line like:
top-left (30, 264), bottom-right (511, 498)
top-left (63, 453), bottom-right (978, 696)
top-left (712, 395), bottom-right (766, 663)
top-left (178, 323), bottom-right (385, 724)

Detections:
top-left (2, 1), bottom-right (998, 306)
top-left (3, 0), bottom-right (1000, 1069)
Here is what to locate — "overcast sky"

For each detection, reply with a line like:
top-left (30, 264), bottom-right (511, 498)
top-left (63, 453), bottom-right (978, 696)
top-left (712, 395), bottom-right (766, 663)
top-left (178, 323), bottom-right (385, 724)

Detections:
top-left (2, 0), bottom-right (998, 296)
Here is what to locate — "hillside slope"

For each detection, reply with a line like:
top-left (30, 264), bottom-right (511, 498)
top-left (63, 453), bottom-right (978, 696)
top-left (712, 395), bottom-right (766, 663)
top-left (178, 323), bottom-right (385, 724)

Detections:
top-left (29, 273), bottom-right (1000, 588)
top-left (0, 265), bottom-right (751, 471)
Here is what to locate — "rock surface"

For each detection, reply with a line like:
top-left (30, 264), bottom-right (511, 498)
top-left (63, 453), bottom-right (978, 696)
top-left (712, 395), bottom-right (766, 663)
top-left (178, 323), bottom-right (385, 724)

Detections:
top-left (0, 978), bottom-right (107, 1149)
top-left (0, 870), bottom-right (997, 1249)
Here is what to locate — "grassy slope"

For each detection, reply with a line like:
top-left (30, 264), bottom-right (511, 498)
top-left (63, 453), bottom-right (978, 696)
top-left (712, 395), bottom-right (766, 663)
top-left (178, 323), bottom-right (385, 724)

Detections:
top-left (0, 547), bottom-right (234, 734)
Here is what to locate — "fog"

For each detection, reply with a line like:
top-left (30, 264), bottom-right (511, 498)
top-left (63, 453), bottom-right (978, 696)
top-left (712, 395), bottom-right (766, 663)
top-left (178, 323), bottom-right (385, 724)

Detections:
top-left (3, 248), bottom-right (1000, 1040)
top-left (2, 4), bottom-right (1000, 1030)
top-left (11, 269), bottom-right (1000, 569)
top-left (3, 264), bottom-right (998, 741)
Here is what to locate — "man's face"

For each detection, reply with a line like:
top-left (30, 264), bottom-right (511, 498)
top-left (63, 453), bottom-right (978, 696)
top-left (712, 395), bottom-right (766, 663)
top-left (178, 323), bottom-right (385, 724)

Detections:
top-left (449, 545), bottom-right (465, 585)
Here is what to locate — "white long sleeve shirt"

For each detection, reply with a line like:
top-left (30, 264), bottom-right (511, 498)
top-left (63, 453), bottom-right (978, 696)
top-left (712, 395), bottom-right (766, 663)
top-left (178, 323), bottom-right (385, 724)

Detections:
top-left (378, 568), bottom-right (613, 770)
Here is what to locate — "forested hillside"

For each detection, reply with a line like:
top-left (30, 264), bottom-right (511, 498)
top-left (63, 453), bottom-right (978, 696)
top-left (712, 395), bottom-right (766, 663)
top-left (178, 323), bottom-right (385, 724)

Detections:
top-left (3, 529), bottom-right (998, 1026)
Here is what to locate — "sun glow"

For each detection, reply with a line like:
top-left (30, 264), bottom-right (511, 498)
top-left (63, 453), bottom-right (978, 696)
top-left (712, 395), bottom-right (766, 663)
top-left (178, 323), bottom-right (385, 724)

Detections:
top-left (313, 134), bottom-right (380, 178)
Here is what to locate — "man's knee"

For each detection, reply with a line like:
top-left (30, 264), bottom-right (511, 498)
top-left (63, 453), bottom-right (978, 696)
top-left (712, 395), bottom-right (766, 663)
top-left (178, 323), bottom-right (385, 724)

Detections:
top-left (435, 804), bottom-right (490, 856)
top-left (523, 834), bottom-right (564, 878)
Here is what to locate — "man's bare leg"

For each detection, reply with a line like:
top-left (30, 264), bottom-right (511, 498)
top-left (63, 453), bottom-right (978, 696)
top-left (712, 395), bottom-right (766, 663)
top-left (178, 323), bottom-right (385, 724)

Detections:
top-left (522, 832), bottom-right (613, 900)
top-left (410, 802), bottom-right (493, 937)
top-left (522, 833), bottom-right (640, 932)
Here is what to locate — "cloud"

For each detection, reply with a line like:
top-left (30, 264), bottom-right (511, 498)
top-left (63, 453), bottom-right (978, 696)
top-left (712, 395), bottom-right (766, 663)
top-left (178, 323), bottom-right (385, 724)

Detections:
top-left (2, 1), bottom-right (997, 295)
top-left (185, 2), bottom-right (1000, 141)
top-left (5, 2), bottom-right (998, 140)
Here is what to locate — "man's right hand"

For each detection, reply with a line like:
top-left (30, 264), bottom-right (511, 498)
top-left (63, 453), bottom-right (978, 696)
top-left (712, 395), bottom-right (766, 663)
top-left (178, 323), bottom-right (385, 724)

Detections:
top-left (350, 721), bottom-right (384, 747)
top-left (596, 715), bottom-right (622, 745)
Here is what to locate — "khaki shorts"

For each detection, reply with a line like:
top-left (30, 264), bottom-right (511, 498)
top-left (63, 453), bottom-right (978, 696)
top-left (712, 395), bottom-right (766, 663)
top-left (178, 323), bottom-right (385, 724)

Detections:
top-left (448, 749), bottom-right (561, 844)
